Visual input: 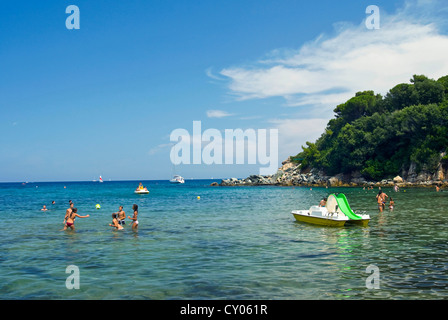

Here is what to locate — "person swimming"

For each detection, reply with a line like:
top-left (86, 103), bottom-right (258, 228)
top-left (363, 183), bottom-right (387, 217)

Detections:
top-left (41, 205), bottom-right (48, 211)
top-left (109, 213), bottom-right (124, 230)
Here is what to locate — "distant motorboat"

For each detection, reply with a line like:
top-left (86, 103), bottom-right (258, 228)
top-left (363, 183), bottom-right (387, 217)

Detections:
top-left (170, 175), bottom-right (185, 184)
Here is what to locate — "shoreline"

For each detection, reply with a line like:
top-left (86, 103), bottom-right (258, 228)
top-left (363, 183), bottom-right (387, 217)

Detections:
top-left (218, 179), bottom-right (447, 188)
top-left (218, 157), bottom-right (447, 189)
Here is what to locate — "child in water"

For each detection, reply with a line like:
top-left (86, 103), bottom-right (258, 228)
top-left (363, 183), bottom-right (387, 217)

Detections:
top-left (389, 198), bottom-right (395, 211)
top-left (109, 213), bottom-right (124, 230)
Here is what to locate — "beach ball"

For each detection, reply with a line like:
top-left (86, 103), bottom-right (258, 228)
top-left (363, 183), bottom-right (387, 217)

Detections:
top-left (95, 204), bottom-right (101, 209)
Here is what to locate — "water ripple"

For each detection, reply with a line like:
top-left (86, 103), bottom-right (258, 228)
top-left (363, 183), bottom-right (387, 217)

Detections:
top-left (0, 182), bottom-right (447, 299)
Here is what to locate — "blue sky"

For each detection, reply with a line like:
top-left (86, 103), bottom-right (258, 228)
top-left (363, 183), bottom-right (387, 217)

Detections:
top-left (1, 0), bottom-right (448, 182)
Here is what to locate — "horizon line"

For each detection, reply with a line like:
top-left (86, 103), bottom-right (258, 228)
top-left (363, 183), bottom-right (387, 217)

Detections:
top-left (0, 178), bottom-right (227, 184)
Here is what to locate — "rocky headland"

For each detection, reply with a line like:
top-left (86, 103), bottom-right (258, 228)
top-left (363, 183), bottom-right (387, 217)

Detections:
top-left (219, 155), bottom-right (448, 188)
top-left (218, 75), bottom-right (448, 188)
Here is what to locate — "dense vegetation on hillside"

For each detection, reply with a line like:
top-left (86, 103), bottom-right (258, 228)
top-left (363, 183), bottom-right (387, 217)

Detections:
top-left (293, 75), bottom-right (448, 180)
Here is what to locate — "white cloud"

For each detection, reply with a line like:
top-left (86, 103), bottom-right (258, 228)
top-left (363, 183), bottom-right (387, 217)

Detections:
top-left (205, 67), bottom-right (227, 81)
top-left (269, 118), bottom-right (330, 161)
top-left (148, 143), bottom-right (172, 155)
top-left (217, 2), bottom-right (448, 110)
top-left (207, 1), bottom-right (448, 163)
top-left (206, 109), bottom-right (234, 118)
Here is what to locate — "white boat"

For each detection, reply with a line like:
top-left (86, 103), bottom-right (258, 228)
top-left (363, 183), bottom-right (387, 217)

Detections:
top-left (291, 193), bottom-right (370, 227)
top-left (291, 206), bottom-right (349, 227)
top-left (170, 175), bottom-right (185, 184)
top-left (135, 182), bottom-right (149, 194)
top-left (134, 189), bottom-right (149, 194)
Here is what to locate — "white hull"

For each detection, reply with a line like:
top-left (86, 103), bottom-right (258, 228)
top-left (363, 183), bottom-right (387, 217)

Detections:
top-left (170, 175), bottom-right (185, 184)
top-left (291, 206), bottom-right (349, 226)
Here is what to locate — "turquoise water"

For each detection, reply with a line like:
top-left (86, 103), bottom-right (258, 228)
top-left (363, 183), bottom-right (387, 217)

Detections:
top-left (0, 180), bottom-right (447, 300)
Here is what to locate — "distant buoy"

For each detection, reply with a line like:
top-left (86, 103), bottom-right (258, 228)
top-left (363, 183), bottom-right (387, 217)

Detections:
top-left (197, 196), bottom-right (200, 200)
top-left (95, 204), bottom-right (101, 209)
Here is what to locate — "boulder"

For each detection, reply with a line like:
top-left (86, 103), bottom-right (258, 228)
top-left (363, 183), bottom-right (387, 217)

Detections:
top-left (328, 176), bottom-right (340, 186)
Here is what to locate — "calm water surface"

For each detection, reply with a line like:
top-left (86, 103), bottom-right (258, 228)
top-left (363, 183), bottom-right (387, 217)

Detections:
top-left (0, 180), bottom-right (446, 299)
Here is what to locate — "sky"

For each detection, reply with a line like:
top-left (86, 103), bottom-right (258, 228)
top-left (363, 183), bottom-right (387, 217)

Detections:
top-left (1, 0), bottom-right (448, 182)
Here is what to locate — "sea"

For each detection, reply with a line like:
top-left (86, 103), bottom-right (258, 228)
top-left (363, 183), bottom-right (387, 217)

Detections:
top-left (0, 179), bottom-right (446, 300)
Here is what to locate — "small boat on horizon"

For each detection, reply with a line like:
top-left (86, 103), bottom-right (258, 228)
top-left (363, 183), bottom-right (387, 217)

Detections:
top-left (291, 193), bottom-right (370, 227)
top-left (170, 175), bottom-right (185, 184)
top-left (99, 176), bottom-right (103, 183)
top-left (135, 182), bottom-right (149, 194)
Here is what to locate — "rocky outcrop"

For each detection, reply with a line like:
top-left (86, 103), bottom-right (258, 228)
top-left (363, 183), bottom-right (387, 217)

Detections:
top-left (220, 154), bottom-right (448, 187)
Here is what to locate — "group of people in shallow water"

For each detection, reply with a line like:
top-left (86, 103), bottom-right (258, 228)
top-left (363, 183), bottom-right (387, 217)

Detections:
top-left (108, 204), bottom-right (139, 231)
top-left (376, 190), bottom-right (394, 212)
top-left (60, 200), bottom-right (139, 231)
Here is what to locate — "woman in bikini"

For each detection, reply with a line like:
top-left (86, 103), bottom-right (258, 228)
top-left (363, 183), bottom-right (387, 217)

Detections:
top-left (376, 191), bottom-right (385, 212)
top-left (128, 204), bottom-right (139, 230)
top-left (61, 208), bottom-right (90, 231)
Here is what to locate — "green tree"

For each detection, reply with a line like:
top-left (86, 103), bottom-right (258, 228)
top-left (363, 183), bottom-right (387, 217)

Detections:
top-left (411, 74), bottom-right (445, 105)
top-left (293, 74), bottom-right (448, 181)
top-left (383, 83), bottom-right (418, 111)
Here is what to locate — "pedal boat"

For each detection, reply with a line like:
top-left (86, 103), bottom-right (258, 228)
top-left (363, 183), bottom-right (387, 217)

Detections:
top-left (291, 193), bottom-right (370, 227)
top-left (134, 188), bottom-right (149, 194)
top-left (291, 206), bottom-right (348, 227)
